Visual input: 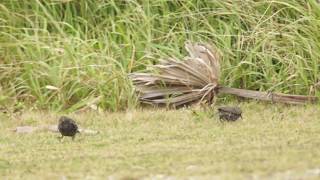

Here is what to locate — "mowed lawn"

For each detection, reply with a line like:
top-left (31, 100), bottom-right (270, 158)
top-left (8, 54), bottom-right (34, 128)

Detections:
top-left (0, 102), bottom-right (320, 179)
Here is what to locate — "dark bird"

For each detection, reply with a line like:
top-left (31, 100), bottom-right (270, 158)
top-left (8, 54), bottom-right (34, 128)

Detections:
top-left (217, 106), bottom-right (242, 121)
top-left (58, 116), bottom-right (80, 140)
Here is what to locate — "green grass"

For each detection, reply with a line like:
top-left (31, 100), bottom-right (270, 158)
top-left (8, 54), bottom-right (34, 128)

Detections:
top-left (0, 103), bottom-right (320, 179)
top-left (1, 1), bottom-right (320, 179)
top-left (1, 0), bottom-right (320, 111)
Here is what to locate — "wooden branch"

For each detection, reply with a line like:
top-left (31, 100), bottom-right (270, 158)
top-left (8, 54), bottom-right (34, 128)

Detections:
top-left (218, 86), bottom-right (318, 104)
top-left (13, 125), bottom-right (99, 135)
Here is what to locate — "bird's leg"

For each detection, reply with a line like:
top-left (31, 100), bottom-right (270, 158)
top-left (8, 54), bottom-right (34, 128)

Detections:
top-left (58, 135), bottom-right (64, 141)
top-left (72, 135), bottom-right (75, 141)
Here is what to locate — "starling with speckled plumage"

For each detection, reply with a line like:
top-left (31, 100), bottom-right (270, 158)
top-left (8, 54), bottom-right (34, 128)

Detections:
top-left (58, 116), bottom-right (80, 140)
top-left (217, 106), bottom-right (242, 121)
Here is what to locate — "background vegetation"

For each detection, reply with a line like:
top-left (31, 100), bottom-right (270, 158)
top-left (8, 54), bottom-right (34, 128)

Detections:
top-left (1, 0), bottom-right (320, 112)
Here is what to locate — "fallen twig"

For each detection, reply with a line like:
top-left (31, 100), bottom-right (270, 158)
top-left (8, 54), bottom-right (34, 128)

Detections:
top-left (13, 125), bottom-right (99, 135)
top-left (218, 87), bottom-right (318, 104)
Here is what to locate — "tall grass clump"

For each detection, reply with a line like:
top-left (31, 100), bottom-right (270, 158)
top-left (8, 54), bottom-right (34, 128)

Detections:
top-left (0, 0), bottom-right (320, 112)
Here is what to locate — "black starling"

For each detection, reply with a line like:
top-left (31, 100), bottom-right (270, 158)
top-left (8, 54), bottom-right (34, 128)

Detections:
top-left (58, 116), bottom-right (80, 140)
top-left (217, 106), bottom-right (242, 121)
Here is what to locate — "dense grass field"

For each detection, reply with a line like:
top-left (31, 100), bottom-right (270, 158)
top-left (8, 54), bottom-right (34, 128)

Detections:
top-left (1, 0), bottom-right (320, 111)
top-left (1, 1), bottom-right (320, 179)
top-left (0, 103), bottom-right (320, 179)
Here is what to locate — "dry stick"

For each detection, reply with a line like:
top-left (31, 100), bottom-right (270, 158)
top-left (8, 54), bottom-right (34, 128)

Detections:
top-left (218, 86), bottom-right (318, 105)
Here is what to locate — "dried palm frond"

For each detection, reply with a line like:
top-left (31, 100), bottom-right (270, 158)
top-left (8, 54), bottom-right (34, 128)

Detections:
top-left (129, 42), bottom-right (318, 107)
top-left (129, 42), bottom-right (220, 107)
